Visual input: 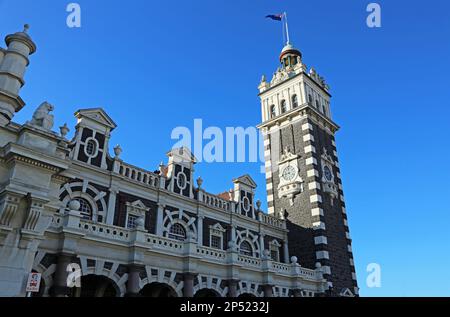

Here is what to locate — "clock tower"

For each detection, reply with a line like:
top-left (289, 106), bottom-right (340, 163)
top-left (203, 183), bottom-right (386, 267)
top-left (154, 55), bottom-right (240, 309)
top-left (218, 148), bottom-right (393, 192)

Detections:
top-left (257, 42), bottom-right (358, 296)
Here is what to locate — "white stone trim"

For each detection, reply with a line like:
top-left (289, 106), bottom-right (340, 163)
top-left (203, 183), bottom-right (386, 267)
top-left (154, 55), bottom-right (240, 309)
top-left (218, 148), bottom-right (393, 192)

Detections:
top-left (302, 123), bottom-right (313, 131)
top-left (304, 145), bottom-right (316, 154)
top-left (350, 258), bottom-right (354, 266)
top-left (352, 272), bottom-right (357, 281)
top-left (346, 232), bottom-right (351, 239)
top-left (307, 169), bottom-right (319, 178)
top-left (342, 207), bottom-right (347, 214)
top-left (303, 134), bottom-right (314, 142)
top-left (308, 182), bottom-right (321, 190)
top-left (321, 266), bottom-right (331, 275)
top-left (348, 245), bottom-right (353, 253)
top-left (313, 222), bottom-right (326, 230)
top-left (311, 208), bottom-right (324, 217)
top-left (316, 251), bottom-right (329, 260)
top-left (310, 194), bottom-right (322, 204)
top-left (314, 236), bottom-right (328, 245)
top-left (305, 157), bottom-right (318, 166)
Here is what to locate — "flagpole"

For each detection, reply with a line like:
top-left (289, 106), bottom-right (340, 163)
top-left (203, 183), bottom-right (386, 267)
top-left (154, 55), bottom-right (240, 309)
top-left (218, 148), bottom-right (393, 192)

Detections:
top-left (284, 12), bottom-right (290, 45)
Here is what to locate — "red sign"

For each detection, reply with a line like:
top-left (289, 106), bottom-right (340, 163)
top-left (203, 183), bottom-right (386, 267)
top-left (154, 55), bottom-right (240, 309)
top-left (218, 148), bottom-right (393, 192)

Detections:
top-left (26, 273), bottom-right (42, 293)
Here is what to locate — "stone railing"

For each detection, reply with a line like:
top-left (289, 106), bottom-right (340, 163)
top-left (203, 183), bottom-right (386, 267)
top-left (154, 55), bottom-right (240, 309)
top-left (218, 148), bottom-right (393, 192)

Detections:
top-left (259, 212), bottom-right (285, 229)
top-left (271, 261), bottom-right (291, 274)
top-left (196, 245), bottom-right (227, 261)
top-left (145, 234), bottom-right (184, 254)
top-left (237, 254), bottom-right (262, 268)
top-left (78, 219), bottom-right (131, 242)
top-left (115, 161), bottom-right (160, 188)
top-left (201, 191), bottom-right (232, 212)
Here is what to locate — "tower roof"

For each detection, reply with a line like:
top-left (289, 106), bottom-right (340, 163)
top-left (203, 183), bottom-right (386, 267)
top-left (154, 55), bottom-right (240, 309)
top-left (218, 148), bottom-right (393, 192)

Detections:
top-left (5, 24), bottom-right (36, 54)
top-left (279, 43), bottom-right (302, 62)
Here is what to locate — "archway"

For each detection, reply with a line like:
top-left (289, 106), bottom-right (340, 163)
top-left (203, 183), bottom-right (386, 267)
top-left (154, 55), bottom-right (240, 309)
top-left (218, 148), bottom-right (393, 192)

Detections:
top-left (72, 275), bottom-right (119, 297)
top-left (238, 293), bottom-right (257, 298)
top-left (194, 288), bottom-right (221, 298)
top-left (139, 282), bottom-right (177, 297)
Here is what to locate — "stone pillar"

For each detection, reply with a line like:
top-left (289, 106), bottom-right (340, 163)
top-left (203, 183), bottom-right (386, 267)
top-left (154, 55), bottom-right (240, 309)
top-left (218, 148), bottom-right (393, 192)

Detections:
top-left (197, 215), bottom-right (204, 245)
top-left (156, 204), bottom-right (164, 236)
top-left (183, 273), bottom-right (196, 297)
top-left (262, 285), bottom-right (273, 298)
top-left (283, 239), bottom-right (290, 263)
top-left (259, 233), bottom-right (265, 256)
top-left (231, 225), bottom-right (236, 242)
top-left (227, 280), bottom-right (239, 298)
top-left (52, 254), bottom-right (74, 297)
top-left (125, 265), bottom-right (142, 297)
top-left (105, 188), bottom-right (118, 225)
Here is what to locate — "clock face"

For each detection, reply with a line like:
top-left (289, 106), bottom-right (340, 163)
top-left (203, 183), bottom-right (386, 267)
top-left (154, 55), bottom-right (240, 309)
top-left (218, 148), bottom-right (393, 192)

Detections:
top-left (282, 165), bottom-right (296, 182)
top-left (324, 166), bottom-right (333, 181)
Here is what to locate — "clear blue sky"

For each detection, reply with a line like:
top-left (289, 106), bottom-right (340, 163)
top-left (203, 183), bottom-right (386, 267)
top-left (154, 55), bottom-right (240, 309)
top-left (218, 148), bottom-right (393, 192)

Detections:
top-left (1, 0), bottom-right (449, 297)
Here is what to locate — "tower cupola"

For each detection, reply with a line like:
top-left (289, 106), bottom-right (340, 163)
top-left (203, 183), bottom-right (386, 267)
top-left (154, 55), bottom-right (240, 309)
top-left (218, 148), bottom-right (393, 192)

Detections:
top-left (279, 43), bottom-right (302, 69)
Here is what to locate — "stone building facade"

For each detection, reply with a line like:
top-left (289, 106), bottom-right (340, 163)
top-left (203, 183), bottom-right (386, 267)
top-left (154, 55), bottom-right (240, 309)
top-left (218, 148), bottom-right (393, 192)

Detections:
top-left (0, 26), bottom-right (356, 297)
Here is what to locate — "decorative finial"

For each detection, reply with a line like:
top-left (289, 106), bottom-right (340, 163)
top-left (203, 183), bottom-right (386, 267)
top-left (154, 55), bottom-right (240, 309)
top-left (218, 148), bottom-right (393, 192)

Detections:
top-left (59, 123), bottom-right (70, 138)
top-left (113, 145), bottom-right (122, 158)
top-left (256, 199), bottom-right (261, 210)
top-left (23, 24), bottom-right (30, 33)
top-left (196, 176), bottom-right (203, 189)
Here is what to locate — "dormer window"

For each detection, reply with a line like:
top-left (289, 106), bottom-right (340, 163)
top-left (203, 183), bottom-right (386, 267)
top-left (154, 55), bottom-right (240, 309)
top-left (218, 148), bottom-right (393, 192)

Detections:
top-left (292, 95), bottom-right (298, 108)
top-left (280, 100), bottom-right (287, 114)
top-left (270, 105), bottom-right (276, 118)
top-left (209, 223), bottom-right (226, 250)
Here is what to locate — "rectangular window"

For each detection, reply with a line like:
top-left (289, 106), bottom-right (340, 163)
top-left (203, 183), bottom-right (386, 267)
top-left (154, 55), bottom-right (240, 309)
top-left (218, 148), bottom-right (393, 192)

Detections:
top-left (211, 235), bottom-right (222, 249)
top-left (127, 215), bottom-right (138, 229)
top-left (271, 249), bottom-right (279, 262)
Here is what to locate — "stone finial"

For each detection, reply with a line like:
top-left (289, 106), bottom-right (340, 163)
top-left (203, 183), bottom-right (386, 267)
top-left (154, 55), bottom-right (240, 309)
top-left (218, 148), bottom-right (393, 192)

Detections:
top-left (261, 75), bottom-right (266, 83)
top-left (263, 249), bottom-right (271, 259)
top-left (186, 230), bottom-right (196, 241)
top-left (256, 199), bottom-right (261, 211)
top-left (196, 177), bottom-right (203, 189)
top-left (23, 24), bottom-right (30, 33)
top-left (113, 145), bottom-right (122, 158)
top-left (68, 199), bottom-right (81, 211)
top-left (315, 262), bottom-right (322, 269)
top-left (59, 123), bottom-right (70, 138)
top-left (291, 256), bottom-right (298, 264)
top-left (227, 240), bottom-right (237, 250)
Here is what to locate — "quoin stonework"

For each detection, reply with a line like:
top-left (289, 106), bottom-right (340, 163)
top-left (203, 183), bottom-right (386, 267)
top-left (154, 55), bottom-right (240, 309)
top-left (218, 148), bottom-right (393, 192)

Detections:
top-left (0, 25), bottom-right (357, 297)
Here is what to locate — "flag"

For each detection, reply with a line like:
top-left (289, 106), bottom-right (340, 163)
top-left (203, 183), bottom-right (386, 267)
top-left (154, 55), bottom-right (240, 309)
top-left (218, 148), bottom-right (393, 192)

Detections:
top-left (266, 14), bottom-right (283, 21)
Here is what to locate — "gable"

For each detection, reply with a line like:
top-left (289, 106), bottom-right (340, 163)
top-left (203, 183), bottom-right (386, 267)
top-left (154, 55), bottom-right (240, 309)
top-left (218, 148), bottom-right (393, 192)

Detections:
top-left (233, 174), bottom-right (257, 189)
top-left (75, 108), bottom-right (117, 130)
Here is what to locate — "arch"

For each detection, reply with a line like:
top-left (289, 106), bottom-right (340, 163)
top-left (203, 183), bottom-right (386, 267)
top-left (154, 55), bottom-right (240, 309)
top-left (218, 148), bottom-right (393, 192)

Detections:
top-left (168, 222), bottom-right (187, 241)
top-left (280, 100), bottom-right (287, 113)
top-left (78, 257), bottom-right (128, 296)
top-left (236, 281), bottom-right (263, 297)
top-left (235, 229), bottom-right (261, 258)
top-left (140, 282), bottom-right (178, 297)
top-left (193, 275), bottom-right (228, 297)
top-left (139, 266), bottom-right (184, 297)
top-left (59, 181), bottom-right (107, 222)
top-left (73, 275), bottom-right (119, 297)
top-left (162, 209), bottom-right (197, 240)
top-left (238, 293), bottom-right (257, 298)
top-left (269, 105), bottom-right (276, 118)
top-left (291, 94), bottom-right (298, 108)
top-left (195, 288), bottom-right (221, 298)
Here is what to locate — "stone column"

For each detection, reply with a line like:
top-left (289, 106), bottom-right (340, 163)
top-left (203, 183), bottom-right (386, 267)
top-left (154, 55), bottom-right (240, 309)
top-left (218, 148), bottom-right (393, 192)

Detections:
top-left (259, 233), bottom-right (265, 256)
top-left (283, 239), bottom-right (290, 263)
top-left (227, 280), bottom-right (239, 298)
top-left (262, 285), bottom-right (273, 298)
top-left (156, 204), bottom-right (165, 236)
top-left (183, 273), bottom-right (196, 297)
top-left (125, 265), bottom-right (142, 297)
top-left (52, 254), bottom-right (74, 297)
top-left (105, 188), bottom-right (118, 225)
top-left (197, 215), bottom-right (204, 245)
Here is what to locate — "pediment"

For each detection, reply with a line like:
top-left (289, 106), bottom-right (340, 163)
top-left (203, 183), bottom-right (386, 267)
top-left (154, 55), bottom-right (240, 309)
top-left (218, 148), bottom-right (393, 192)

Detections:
top-left (75, 108), bottom-right (117, 130)
top-left (340, 288), bottom-right (354, 297)
top-left (167, 146), bottom-right (198, 164)
top-left (233, 174), bottom-right (257, 189)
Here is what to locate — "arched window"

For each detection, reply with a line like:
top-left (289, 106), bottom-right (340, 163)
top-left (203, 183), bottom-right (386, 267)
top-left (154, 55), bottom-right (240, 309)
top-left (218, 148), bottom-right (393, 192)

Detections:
top-left (280, 100), bottom-right (287, 113)
top-left (168, 223), bottom-right (186, 241)
top-left (270, 105), bottom-right (276, 118)
top-left (68, 198), bottom-right (92, 220)
top-left (292, 94), bottom-right (298, 108)
top-left (239, 241), bottom-right (253, 257)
